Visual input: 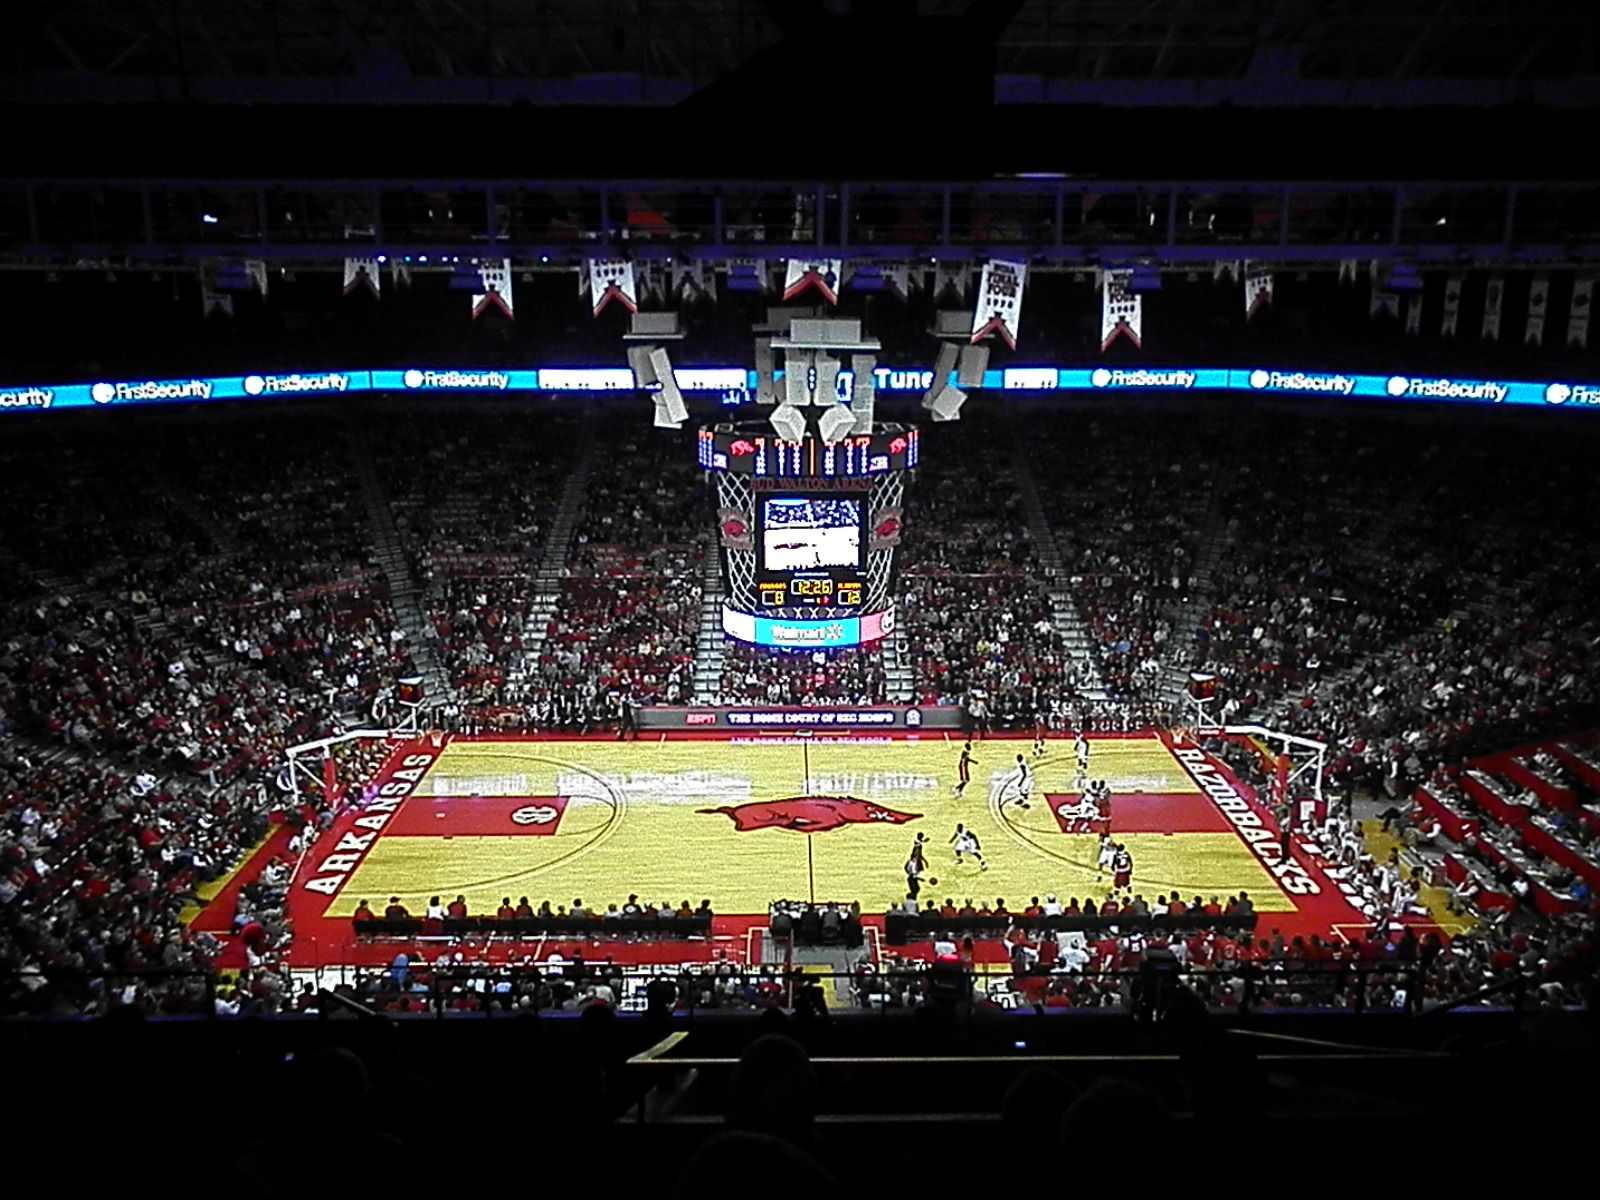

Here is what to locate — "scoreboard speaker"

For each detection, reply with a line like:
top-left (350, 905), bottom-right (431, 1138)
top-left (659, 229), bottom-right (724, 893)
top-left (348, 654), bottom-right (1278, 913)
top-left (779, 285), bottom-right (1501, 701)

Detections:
top-left (926, 385), bottom-right (967, 422)
top-left (768, 403), bottom-right (808, 441)
top-left (816, 403), bottom-right (856, 442)
top-left (921, 342), bottom-right (960, 410)
top-left (626, 344), bottom-right (658, 387)
top-left (956, 343), bottom-right (989, 388)
top-left (754, 337), bottom-right (778, 405)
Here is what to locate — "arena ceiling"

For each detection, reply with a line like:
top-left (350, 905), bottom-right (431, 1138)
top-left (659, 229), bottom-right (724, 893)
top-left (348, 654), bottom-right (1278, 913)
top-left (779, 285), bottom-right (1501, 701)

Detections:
top-left (2, 1), bottom-right (1596, 99)
top-left (1, 2), bottom-right (1597, 178)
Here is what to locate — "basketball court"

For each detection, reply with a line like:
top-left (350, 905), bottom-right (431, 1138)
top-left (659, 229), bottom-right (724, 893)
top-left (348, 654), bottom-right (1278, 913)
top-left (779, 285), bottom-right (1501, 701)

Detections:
top-left (281, 731), bottom-right (1376, 963)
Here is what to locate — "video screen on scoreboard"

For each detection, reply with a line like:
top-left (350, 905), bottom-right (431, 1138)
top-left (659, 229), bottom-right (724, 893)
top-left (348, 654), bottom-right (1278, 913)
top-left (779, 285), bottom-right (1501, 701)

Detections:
top-left (760, 496), bottom-right (862, 571)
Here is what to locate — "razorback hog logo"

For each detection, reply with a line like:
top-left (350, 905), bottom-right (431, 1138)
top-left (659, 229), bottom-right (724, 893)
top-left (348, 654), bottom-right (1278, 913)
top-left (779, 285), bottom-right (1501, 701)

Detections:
top-left (729, 439), bottom-right (756, 456)
top-left (720, 516), bottom-right (749, 538)
top-left (700, 796), bottom-right (920, 833)
top-left (889, 436), bottom-right (908, 454)
top-left (874, 515), bottom-right (902, 540)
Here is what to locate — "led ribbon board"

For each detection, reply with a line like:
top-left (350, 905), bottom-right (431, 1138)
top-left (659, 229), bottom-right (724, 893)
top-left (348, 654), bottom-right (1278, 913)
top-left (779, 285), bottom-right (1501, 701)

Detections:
top-left (5, 365), bottom-right (1600, 413)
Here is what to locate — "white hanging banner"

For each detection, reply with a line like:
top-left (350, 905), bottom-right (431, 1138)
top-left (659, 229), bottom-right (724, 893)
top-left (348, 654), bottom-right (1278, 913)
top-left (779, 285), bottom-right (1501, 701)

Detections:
top-left (1525, 274), bottom-right (1549, 346)
top-left (1481, 274), bottom-right (1504, 341)
top-left (1213, 260), bottom-right (1241, 284)
top-left (1369, 285), bottom-right (1399, 320)
top-left (782, 258), bottom-right (842, 304)
top-left (1568, 276), bottom-right (1593, 348)
top-left (343, 255), bottom-right (380, 298)
top-left (391, 259), bottom-right (412, 290)
top-left (676, 260), bottom-right (715, 301)
top-left (245, 259), bottom-right (269, 298)
top-left (201, 276), bottom-right (233, 319)
top-left (1244, 264), bottom-right (1273, 319)
top-left (1101, 269), bottom-right (1142, 350)
top-left (882, 260), bottom-right (912, 300)
top-left (1338, 259), bottom-right (1358, 285)
top-left (970, 258), bottom-right (1026, 349)
top-left (1405, 292), bottom-right (1423, 335)
top-left (1440, 272), bottom-right (1463, 338)
top-left (588, 258), bottom-right (637, 316)
top-left (934, 261), bottom-right (968, 303)
top-left (472, 258), bottom-right (514, 320)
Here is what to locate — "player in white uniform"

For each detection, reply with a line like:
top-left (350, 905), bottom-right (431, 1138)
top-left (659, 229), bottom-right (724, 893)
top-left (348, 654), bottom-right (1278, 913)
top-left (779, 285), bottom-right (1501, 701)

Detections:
top-left (1096, 831), bottom-right (1117, 879)
top-left (1006, 753), bottom-right (1033, 809)
top-left (950, 823), bottom-right (987, 870)
top-left (1074, 732), bottom-right (1091, 792)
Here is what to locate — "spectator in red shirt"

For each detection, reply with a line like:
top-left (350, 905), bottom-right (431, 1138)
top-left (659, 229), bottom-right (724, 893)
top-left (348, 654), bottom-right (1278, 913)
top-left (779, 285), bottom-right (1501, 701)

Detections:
top-left (496, 896), bottom-right (516, 920)
top-left (447, 895), bottom-right (469, 919)
top-left (384, 896), bottom-right (409, 920)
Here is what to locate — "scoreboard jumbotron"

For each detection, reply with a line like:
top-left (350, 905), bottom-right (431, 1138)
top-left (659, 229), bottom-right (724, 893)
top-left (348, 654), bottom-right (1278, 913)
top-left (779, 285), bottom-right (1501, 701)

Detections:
top-left (702, 422), bottom-right (914, 649)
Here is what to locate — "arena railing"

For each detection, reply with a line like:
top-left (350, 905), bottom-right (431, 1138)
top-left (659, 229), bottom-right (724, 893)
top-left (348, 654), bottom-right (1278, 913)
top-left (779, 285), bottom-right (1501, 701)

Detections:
top-left (882, 911), bottom-right (1258, 944)
top-left (0, 959), bottom-right (1553, 1020)
top-left (352, 914), bottom-right (715, 939)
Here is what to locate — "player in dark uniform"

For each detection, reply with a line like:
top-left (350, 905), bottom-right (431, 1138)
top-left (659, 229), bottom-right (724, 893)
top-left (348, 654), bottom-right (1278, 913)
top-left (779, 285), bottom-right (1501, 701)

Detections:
top-left (953, 741), bottom-right (976, 797)
top-left (1112, 844), bottom-right (1133, 894)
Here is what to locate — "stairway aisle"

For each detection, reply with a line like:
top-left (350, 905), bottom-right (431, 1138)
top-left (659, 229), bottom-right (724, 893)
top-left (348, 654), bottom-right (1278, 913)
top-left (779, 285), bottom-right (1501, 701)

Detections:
top-left (346, 426), bottom-right (454, 704)
top-left (517, 427), bottom-right (598, 667)
top-left (1015, 461), bottom-right (1109, 702)
top-left (691, 541), bottom-right (727, 703)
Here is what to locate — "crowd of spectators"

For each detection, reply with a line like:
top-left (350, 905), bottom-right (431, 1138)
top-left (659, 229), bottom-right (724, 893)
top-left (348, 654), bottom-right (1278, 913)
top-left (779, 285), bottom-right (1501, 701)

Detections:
top-left (4, 397), bottom-right (1600, 1015)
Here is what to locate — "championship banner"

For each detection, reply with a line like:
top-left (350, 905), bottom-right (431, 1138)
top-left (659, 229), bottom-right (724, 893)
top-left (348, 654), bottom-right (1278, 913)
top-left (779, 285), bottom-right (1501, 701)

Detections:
top-left (1368, 284), bottom-right (1399, 320)
top-left (969, 259), bottom-right (1026, 349)
top-left (1405, 292), bottom-right (1423, 336)
top-left (1441, 272), bottom-right (1463, 338)
top-left (782, 258), bottom-right (842, 304)
top-left (343, 255), bottom-right (380, 298)
top-left (1244, 264), bottom-right (1272, 319)
top-left (935, 261), bottom-right (968, 304)
top-left (1213, 260), bottom-right (1242, 284)
top-left (391, 259), bottom-right (412, 290)
top-left (1100, 269), bottom-right (1142, 350)
top-left (883, 261), bottom-right (912, 300)
top-left (245, 259), bottom-right (270, 298)
top-left (201, 281), bottom-right (233, 319)
top-left (1569, 276), bottom-right (1593, 349)
top-left (588, 258), bottom-right (637, 316)
top-left (1338, 259), bottom-right (1358, 285)
top-left (1481, 274), bottom-right (1504, 341)
top-left (1525, 274), bottom-right (1549, 346)
top-left (639, 261), bottom-right (668, 306)
top-left (677, 260), bottom-right (715, 301)
top-left (472, 258), bottom-right (514, 320)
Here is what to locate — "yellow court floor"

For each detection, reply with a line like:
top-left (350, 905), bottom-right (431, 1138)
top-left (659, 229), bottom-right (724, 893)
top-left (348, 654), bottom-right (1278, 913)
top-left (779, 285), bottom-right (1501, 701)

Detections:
top-left (332, 735), bottom-right (1295, 918)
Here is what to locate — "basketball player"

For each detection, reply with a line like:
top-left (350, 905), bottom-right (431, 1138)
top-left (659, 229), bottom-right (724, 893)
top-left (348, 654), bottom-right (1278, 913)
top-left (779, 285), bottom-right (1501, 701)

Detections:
top-left (1032, 710), bottom-right (1048, 759)
top-left (1111, 843), bottom-right (1133, 895)
top-left (953, 741), bottom-right (976, 797)
top-left (1007, 753), bottom-right (1034, 810)
top-left (1096, 831), bottom-right (1117, 880)
top-left (1075, 731), bottom-right (1091, 774)
top-left (950, 823), bottom-right (987, 870)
